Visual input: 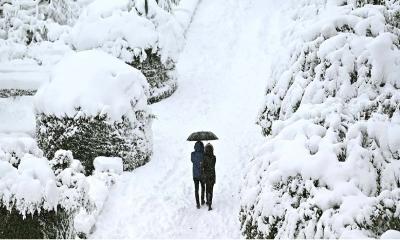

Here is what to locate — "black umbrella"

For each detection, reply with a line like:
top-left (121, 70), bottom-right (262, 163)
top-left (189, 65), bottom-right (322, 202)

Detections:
top-left (187, 131), bottom-right (219, 141)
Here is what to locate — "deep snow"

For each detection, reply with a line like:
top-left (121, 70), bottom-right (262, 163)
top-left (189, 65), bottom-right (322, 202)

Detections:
top-left (91, 0), bottom-right (272, 237)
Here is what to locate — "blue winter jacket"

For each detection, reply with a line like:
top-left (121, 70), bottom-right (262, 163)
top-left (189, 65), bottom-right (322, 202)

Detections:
top-left (191, 141), bottom-right (204, 179)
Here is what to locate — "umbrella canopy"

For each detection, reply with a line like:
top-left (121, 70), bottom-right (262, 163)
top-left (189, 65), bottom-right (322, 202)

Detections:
top-left (187, 131), bottom-right (219, 141)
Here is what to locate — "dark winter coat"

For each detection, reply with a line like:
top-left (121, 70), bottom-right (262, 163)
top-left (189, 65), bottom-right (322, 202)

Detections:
top-left (202, 152), bottom-right (216, 184)
top-left (191, 141), bottom-right (204, 179)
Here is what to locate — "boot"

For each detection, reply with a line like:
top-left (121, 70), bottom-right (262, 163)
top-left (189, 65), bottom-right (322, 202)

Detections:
top-left (208, 205), bottom-right (212, 211)
top-left (195, 192), bottom-right (200, 208)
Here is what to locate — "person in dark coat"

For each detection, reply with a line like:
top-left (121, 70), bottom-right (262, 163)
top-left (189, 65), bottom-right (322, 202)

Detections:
top-left (202, 143), bottom-right (216, 211)
top-left (191, 141), bottom-right (205, 209)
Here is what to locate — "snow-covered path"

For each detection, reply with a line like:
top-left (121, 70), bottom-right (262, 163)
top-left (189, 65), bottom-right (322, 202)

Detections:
top-left (92, 0), bottom-right (276, 237)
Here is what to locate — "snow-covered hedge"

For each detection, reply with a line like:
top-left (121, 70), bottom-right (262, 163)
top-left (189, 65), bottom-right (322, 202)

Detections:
top-left (0, 0), bottom-right (78, 57)
top-left (241, 0), bottom-right (400, 238)
top-left (0, 0), bottom-right (200, 102)
top-left (131, 49), bottom-right (177, 103)
top-left (35, 50), bottom-right (152, 174)
top-left (69, 0), bottom-right (186, 103)
top-left (0, 150), bottom-right (91, 238)
top-left (0, 148), bottom-right (121, 238)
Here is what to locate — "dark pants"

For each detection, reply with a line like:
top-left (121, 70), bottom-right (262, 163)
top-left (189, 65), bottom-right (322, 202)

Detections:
top-left (193, 178), bottom-right (205, 206)
top-left (205, 181), bottom-right (214, 206)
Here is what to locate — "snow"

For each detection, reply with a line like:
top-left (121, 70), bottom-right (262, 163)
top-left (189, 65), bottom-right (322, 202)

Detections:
top-left (172, 0), bottom-right (201, 33)
top-left (1, 0), bottom-right (399, 238)
top-left (83, 0), bottom-right (130, 19)
top-left (381, 230), bottom-right (400, 239)
top-left (0, 97), bottom-right (36, 134)
top-left (35, 50), bottom-right (149, 120)
top-left (94, 157), bottom-right (123, 174)
top-left (90, 0), bottom-right (270, 237)
top-left (18, 154), bottom-right (56, 185)
top-left (68, 0), bottom-right (193, 63)
top-left (71, 8), bottom-right (157, 54)
top-left (0, 133), bottom-right (42, 167)
top-left (0, 149), bottom-right (91, 220)
top-left (0, 154), bottom-right (58, 216)
top-left (0, 62), bottom-right (49, 90)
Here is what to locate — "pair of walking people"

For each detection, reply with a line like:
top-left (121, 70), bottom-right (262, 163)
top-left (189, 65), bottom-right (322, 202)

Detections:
top-left (191, 141), bottom-right (216, 211)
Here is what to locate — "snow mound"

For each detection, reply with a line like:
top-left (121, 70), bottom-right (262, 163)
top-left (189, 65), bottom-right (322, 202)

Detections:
top-left (75, 159), bottom-right (123, 236)
top-left (35, 49), bottom-right (149, 120)
top-left (241, 0), bottom-right (400, 238)
top-left (381, 230), bottom-right (400, 239)
top-left (93, 157), bottom-right (123, 174)
top-left (71, 8), bottom-right (158, 59)
top-left (0, 133), bottom-right (42, 166)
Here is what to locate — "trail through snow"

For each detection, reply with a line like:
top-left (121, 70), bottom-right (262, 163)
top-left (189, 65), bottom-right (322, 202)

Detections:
top-left (92, 0), bottom-right (279, 237)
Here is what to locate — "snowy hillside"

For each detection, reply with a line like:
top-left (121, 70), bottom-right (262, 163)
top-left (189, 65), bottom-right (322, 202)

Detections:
top-left (240, 0), bottom-right (400, 238)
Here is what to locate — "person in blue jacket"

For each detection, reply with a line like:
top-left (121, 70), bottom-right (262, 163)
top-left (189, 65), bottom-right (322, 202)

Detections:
top-left (191, 141), bottom-right (205, 209)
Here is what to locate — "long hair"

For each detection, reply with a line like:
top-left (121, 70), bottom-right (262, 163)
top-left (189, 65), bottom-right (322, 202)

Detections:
top-left (205, 143), bottom-right (214, 156)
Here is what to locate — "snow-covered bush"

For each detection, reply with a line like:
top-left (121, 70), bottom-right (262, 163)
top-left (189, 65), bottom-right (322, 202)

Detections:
top-left (241, 0), bottom-right (400, 238)
top-left (0, 0), bottom-right (78, 44)
top-left (0, 152), bottom-right (91, 238)
top-left (0, 134), bottom-right (42, 167)
top-left (0, 0), bottom-right (76, 92)
top-left (131, 49), bottom-right (177, 103)
top-left (0, 0), bottom-right (199, 102)
top-left (69, 0), bottom-right (185, 103)
top-left (74, 156), bottom-right (123, 237)
top-left (35, 50), bottom-right (152, 174)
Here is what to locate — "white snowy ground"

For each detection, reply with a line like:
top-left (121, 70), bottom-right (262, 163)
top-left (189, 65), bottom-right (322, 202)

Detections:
top-left (92, 0), bottom-right (277, 238)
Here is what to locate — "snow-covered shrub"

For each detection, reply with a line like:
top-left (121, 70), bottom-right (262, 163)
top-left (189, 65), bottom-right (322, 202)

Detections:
top-left (0, 0), bottom-right (78, 43)
top-left (0, 152), bottom-right (91, 238)
top-left (241, 0), bottom-right (400, 238)
top-left (131, 49), bottom-right (177, 103)
top-left (0, 0), bottom-right (199, 102)
top-left (35, 50), bottom-right (152, 174)
top-left (47, 0), bottom-right (80, 25)
top-left (0, 0), bottom-right (77, 84)
top-left (0, 134), bottom-right (42, 167)
top-left (74, 156), bottom-right (123, 237)
top-left (69, 0), bottom-right (185, 102)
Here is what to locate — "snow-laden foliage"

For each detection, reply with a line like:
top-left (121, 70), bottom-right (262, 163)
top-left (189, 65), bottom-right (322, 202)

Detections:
top-left (0, 147), bottom-right (121, 238)
top-left (0, 134), bottom-right (42, 167)
top-left (69, 0), bottom-right (185, 102)
top-left (0, 0), bottom-right (78, 44)
top-left (35, 50), bottom-right (152, 174)
top-left (0, 150), bottom-right (91, 238)
top-left (74, 157), bottom-right (123, 237)
top-left (0, 0), bottom-right (77, 62)
top-left (241, 0), bottom-right (400, 238)
top-left (0, 0), bottom-right (199, 102)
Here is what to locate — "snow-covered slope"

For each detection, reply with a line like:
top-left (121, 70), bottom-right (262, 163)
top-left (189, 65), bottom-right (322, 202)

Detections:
top-left (90, 0), bottom-right (272, 237)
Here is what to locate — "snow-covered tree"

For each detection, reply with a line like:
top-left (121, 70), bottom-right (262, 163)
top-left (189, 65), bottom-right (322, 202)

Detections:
top-left (241, 0), bottom-right (400, 238)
